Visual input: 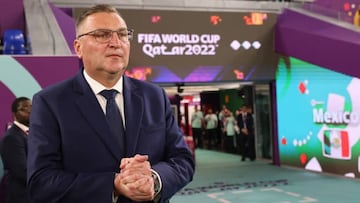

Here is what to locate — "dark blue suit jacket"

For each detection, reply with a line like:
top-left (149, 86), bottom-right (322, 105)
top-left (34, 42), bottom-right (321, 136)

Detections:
top-left (236, 113), bottom-right (254, 136)
top-left (0, 124), bottom-right (29, 203)
top-left (27, 70), bottom-right (194, 203)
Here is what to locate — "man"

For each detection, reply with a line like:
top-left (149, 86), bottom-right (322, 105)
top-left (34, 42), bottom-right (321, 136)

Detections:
top-left (204, 108), bottom-right (218, 149)
top-left (217, 105), bottom-right (229, 147)
top-left (27, 4), bottom-right (194, 203)
top-left (236, 105), bottom-right (255, 161)
top-left (191, 105), bottom-right (203, 148)
top-left (0, 97), bottom-right (31, 203)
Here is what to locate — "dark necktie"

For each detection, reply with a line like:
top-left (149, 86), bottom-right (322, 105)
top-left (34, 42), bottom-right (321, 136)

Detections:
top-left (100, 89), bottom-right (125, 154)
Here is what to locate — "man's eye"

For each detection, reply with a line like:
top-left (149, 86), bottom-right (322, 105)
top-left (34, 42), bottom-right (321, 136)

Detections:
top-left (118, 32), bottom-right (128, 37)
top-left (95, 31), bottom-right (111, 38)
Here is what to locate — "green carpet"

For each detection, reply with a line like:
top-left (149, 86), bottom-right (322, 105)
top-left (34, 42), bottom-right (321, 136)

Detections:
top-left (172, 149), bottom-right (360, 203)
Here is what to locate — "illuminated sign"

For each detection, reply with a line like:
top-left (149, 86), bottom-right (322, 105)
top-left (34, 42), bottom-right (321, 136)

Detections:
top-left (313, 109), bottom-right (360, 124)
top-left (117, 9), bottom-right (278, 83)
top-left (138, 33), bottom-right (220, 58)
top-left (243, 12), bottom-right (268, 25)
top-left (277, 57), bottom-right (360, 178)
top-left (210, 15), bottom-right (222, 25)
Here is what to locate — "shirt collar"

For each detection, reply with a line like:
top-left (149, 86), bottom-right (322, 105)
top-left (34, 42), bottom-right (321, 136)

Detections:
top-left (14, 121), bottom-right (29, 133)
top-left (83, 69), bottom-right (123, 95)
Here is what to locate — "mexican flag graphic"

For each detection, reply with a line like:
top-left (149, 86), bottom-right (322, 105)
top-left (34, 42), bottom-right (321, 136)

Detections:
top-left (323, 129), bottom-right (350, 160)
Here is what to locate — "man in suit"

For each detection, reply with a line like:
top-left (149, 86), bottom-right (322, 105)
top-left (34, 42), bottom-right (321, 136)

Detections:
top-left (0, 97), bottom-right (31, 203)
top-left (236, 105), bottom-right (256, 161)
top-left (27, 4), bottom-right (194, 203)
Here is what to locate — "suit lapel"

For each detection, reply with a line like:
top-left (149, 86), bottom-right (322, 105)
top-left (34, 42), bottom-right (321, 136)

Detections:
top-left (123, 77), bottom-right (143, 156)
top-left (73, 71), bottom-right (123, 160)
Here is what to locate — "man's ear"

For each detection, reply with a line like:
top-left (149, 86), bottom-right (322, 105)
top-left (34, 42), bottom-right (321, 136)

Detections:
top-left (74, 40), bottom-right (82, 59)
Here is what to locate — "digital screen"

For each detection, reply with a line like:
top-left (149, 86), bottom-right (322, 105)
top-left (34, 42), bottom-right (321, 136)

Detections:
top-left (114, 9), bottom-right (279, 83)
top-left (276, 57), bottom-right (360, 178)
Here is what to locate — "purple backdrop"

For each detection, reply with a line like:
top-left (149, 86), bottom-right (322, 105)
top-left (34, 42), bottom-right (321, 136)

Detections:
top-left (275, 8), bottom-right (360, 78)
top-left (50, 2), bottom-right (76, 54)
top-left (0, 0), bottom-right (25, 39)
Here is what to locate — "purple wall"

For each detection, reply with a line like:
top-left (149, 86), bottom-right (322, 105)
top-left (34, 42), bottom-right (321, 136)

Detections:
top-left (0, 0), bottom-right (26, 39)
top-left (275, 8), bottom-right (360, 78)
top-left (50, 2), bottom-right (76, 54)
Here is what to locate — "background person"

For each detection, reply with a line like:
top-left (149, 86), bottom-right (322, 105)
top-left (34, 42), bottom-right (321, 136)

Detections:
top-left (0, 97), bottom-right (31, 203)
top-left (218, 105), bottom-right (229, 147)
top-left (236, 105), bottom-right (255, 161)
top-left (191, 105), bottom-right (203, 148)
top-left (27, 4), bottom-right (194, 203)
top-left (204, 108), bottom-right (218, 149)
top-left (223, 111), bottom-right (237, 154)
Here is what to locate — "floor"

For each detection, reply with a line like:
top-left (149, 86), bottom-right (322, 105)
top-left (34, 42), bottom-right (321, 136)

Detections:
top-left (172, 149), bottom-right (360, 203)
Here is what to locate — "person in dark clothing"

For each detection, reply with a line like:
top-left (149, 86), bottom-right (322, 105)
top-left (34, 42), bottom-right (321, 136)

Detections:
top-left (26, 4), bottom-right (194, 203)
top-left (0, 97), bottom-right (31, 203)
top-left (237, 105), bottom-right (256, 161)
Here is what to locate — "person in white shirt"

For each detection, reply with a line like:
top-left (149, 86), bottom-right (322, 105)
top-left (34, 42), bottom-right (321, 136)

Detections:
top-left (191, 105), bottom-right (204, 148)
top-left (204, 108), bottom-right (218, 149)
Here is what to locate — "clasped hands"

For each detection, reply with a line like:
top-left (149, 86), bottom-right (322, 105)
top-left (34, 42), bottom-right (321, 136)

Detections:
top-left (113, 154), bottom-right (155, 201)
top-left (241, 128), bottom-right (248, 135)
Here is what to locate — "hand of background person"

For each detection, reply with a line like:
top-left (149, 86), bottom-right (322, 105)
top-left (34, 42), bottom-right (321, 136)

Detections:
top-left (114, 154), bottom-right (155, 201)
top-left (241, 128), bottom-right (248, 135)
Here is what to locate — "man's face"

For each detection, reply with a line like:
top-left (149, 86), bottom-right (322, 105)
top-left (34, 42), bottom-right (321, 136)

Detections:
top-left (15, 100), bottom-right (31, 126)
top-left (74, 12), bottom-right (131, 80)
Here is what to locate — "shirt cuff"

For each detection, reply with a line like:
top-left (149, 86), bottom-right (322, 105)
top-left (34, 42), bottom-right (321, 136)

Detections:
top-left (113, 173), bottom-right (119, 203)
